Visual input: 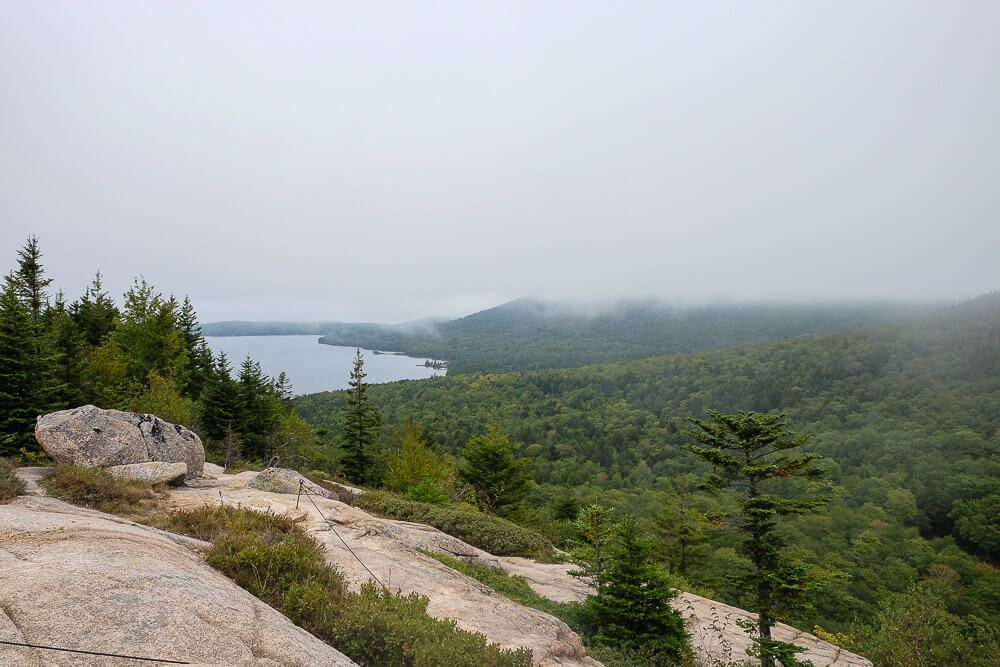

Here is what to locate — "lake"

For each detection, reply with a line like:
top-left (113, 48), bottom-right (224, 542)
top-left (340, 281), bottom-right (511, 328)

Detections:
top-left (204, 335), bottom-right (444, 396)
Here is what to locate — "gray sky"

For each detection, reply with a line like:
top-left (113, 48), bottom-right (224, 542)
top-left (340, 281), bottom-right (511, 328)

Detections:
top-left (2, 1), bottom-right (998, 322)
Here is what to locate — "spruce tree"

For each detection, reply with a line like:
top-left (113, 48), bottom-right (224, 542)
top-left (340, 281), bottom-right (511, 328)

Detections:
top-left (0, 284), bottom-right (38, 454)
top-left (686, 411), bottom-right (830, 667)
top-left (586, 515), bottom-right (687, 662)
top-left (237, 355), bottom-right (277, 460)
top-left (341, 348), bottom-right (381, 483)
top-left (46, 292), bottom-right (88, 407)
top-left (458, 422), bottom-right (529, 515)
top-left (0, 282), bottom-right (62, 455)
top-left (199, 351), bottom-right (240, 443)
top-left (12, 235), bottom-right (52, 323)
top-left (176, 296), bottom-right (213, 399)
top-left (72, 272), bottom-right (119, 346)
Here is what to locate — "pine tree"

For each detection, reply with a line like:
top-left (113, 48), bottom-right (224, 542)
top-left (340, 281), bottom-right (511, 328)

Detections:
top-left (340, 348), bottom-right (381, 483)
top-left (237, 355), bottom-right (278, 460)
top-left (72, 272), bottom-right (119, 347)
top-left (458, 422), bottom-right (529, 515)
top-left (46, 292), bottom-right (88, 407)
top-left (586, 515), bottom-right (687, 662)
top-left (11, 235), bottom-right (52, 323)
top-left (686, 411), bottom-right (830, 667)
top-left (274, 371), bottom-right (293, 408)
top-left (199, 351), bottom-right (240, 444)
top-left (658, 475), bottom-right (710, 576)
top-left (0, 284), bottom-right (38, 454)
top-left (176, 296), bottom-right (213, 399)
top-left (0, 282), bottom-right (62, 455)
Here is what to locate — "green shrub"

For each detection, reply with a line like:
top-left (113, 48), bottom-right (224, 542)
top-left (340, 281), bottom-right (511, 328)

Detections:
top-left (41, 465), bottom-right (161, 514)
top-left (157, 506), bottom-right (533, 667)
top-left (420, 550), bottom-right (579, 622)
top-left (405, 478), bottom-right (450, 505)
top-left (356, 490), bottom-right (554, 559)
top-left (0, 458), bottom-right (25, 503)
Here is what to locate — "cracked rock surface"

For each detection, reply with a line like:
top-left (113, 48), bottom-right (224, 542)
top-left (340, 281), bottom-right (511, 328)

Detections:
top-left (0, 495), bottom-right (356, 666)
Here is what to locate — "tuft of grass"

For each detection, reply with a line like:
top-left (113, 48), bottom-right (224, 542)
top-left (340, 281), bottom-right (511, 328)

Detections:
top-left (0, 458), bottom-right (26, 503)
top-left (41, 465), bottom-right (163, 515)
top-left (356, 490), bottom-right (555, 559)
top-left (156, 505), bottom-right (533, 667)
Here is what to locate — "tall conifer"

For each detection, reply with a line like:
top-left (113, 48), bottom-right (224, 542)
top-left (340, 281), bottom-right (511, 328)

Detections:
top-left (341, 348), bottom-right (381, 483)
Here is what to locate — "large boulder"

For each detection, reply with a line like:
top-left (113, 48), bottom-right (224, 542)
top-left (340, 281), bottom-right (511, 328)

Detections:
top-left (35, 405), bottom-right (205, 478)
top-left (247, 467), bottom-right (337, 499)
top-left (0, 495), bottom-right (357, 666)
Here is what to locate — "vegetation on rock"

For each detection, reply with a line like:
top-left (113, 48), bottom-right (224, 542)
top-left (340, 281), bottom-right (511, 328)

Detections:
top-left (154, 505), bottom-right (534, 667)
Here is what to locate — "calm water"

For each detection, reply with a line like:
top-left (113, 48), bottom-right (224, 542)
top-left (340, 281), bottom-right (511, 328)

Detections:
top-left (205, 335), bottom-right (443, 396)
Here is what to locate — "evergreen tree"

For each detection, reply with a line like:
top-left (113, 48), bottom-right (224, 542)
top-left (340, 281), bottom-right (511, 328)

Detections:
top-left (199, 351), bottom-right (240, 443)
top-left (46, 292), bottom-right (88, 407)
top-left (686, 411), bottom-right (830, 667)
top-left (0, 282), bottom-right (62, 455)
top-left (72, 271), bottom-right (119, 346)
top-left (109, 278), bottom-right (189, 392)
top-left (458, 422), bottom-right (529, 515)
top-left (340, 348), bottom-right (381, 483)
top-left (176, 295), bottom-right (213, 399)
top-left (237, 355), bottom-right (277, 460)
top-left (11, 235), bottom-right (52, 323)
top-left (586, 515), bottom-right (687, 662)
top-left (274, 371), bottom-right (293, 408)
top-left (570, 504), bottom-right (616, 593)
top-left (658, 475), bottom-right (710, 577)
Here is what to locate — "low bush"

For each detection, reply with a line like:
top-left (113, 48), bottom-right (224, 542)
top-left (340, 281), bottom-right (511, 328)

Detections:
top-left (0, 458), bottom-right (25, 503)
top-left (356, 490), bottom-right (554, 559)
top-left (156, 505), bottom-right (533, 667)
top-left (41, 465), bottom-right (162, 514)
top-left (420, 550), bottom-right (579, 622)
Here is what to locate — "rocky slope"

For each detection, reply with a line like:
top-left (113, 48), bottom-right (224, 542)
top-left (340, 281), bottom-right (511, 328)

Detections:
top-left (168, 470), bottom-right (870, 667)
top-left (3, 463), bottom-right (870, 666)
top-left (0, 493), bottom-right (356, 666)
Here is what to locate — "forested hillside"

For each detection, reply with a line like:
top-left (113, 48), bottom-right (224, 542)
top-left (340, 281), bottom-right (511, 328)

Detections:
top-left (296, 293), bottom-right (1000, 635)
top-left (317, 298), bottom-right (937, 374)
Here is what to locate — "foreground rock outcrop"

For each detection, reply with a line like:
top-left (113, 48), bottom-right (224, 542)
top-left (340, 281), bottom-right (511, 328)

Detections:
top-left (35, 405), bottom-right (205, 478)
top-left (171, 472), bottom-right (599, 667)
top-left (168, 472), bottom-right (870, 667)
top-left (0, 495), bottom-right (356, 666)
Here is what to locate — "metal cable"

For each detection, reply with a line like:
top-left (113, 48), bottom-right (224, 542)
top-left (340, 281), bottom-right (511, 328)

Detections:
top-left (300, 482), bottom-right (387, 589)
top-left (0, 639), bottom-right (189, 663)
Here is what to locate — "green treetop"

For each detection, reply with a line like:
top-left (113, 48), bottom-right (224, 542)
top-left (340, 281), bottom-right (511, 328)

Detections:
top-left (458, 422), bottom-right (529, 515)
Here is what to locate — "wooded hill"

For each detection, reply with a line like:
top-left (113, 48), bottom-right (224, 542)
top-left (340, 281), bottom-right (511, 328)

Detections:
top-left (315, 298), bottom-right (938, 374)
top-left (295, 292), bottom-right (1000, 635)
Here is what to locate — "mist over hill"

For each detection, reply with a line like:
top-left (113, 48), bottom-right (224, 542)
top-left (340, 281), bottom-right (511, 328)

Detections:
top-left (311, 298), bottom-right (940, 374)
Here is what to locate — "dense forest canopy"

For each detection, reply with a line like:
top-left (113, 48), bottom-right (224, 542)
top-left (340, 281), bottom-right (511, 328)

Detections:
top-left (296, 293), bottom-right (1000, 635)
top-left (313, 297), bottom-right (939, 374)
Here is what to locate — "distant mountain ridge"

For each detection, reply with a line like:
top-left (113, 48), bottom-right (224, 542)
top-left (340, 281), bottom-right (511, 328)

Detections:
top-left (314, 297), bottom-right (941, 374)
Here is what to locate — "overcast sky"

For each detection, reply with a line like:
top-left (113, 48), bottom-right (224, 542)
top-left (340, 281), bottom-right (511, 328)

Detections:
top-left (1, 2), bottom-right (998, 322)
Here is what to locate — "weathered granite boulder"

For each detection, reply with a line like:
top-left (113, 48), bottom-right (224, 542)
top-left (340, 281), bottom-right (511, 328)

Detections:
top-left (109, 461), bottom-right (188, 485)
top-left (0, 495), bottom-right (357, 666)
top-left (35, 405), bottom-right (205, 478)
top-left (247, 467), bottom-right (337, 499)
top-left (203, 462), bottom-right (226, 477)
